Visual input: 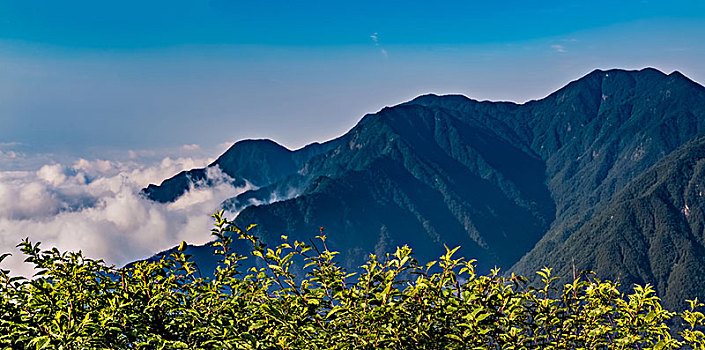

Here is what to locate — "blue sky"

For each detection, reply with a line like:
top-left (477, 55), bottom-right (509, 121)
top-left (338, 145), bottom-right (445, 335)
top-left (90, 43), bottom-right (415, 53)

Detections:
top-left (1, 0), bottom-right (705, 158)
top-left (2, 1), bottom-right (703, 47)
top-left (1, 0), bottom-right (705, 275)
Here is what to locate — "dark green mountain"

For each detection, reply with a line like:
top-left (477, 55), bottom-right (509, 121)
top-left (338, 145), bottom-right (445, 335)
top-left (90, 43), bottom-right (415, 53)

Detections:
top-left (512, 136), bottom-right (705, 309)
top-left (234, 103), bottom-right (555, 272)
top-left (142, 68), bottom-right (705, 308)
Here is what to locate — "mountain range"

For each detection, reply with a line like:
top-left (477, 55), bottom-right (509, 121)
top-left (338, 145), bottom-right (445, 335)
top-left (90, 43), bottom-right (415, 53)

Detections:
top-left (142, 68), bottom-right (705, 309)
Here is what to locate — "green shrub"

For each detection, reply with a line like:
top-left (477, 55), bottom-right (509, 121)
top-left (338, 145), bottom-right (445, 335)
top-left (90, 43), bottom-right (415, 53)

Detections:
top-left (1, 210), bottom-right (704, 349)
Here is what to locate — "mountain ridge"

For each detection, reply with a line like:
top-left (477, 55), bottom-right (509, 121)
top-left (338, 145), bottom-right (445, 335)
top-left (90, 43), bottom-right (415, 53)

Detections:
top-left (141, 138), bottom-right (340, 203)
top-left (142, 67), bottom-right (705, 308)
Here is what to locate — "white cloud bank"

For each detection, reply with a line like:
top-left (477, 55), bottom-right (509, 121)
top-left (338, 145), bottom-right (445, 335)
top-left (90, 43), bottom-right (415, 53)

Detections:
top-left (0, 155), bottom-right (251, 277)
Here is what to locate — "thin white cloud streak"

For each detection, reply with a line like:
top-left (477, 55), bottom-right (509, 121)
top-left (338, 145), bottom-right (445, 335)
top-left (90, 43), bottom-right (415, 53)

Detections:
top-left (370, 32), bottom-right (388, 58)
top-left (181, 144), bottom-right (201, 151)
top-left (0, 155), bottom-right (251, 277)
top-left (551, 44), bottom-right (566, 53)
top-left (245, 186), bottom-right (300, 208)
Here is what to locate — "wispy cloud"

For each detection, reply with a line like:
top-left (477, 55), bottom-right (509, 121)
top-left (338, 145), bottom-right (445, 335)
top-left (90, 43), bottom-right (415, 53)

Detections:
top-left (551, 44), bottom-right (566, 53)
top-left (0, 150), bottom-right (19, 160)
top-left (0, 143), bottom-right (22, 160)
top-left (370, 32), bottom-right (388, 58)
top-left (182, 144), bottom-right (201, 151)
top-left (370, 32), bottom-right (379, 44)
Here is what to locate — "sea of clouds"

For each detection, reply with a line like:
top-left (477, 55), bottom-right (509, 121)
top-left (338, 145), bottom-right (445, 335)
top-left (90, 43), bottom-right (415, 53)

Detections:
top-left (0, 145), bottom-right (251, 276)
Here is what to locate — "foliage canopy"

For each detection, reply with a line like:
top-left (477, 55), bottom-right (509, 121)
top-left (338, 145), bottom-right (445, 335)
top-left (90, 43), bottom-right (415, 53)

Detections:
top-left (1, 211), bottom-right (704, 349)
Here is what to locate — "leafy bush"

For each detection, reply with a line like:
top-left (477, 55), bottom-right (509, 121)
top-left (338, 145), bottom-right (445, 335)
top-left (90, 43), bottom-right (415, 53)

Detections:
top-left (1, 211), bottom-right (704, 349)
